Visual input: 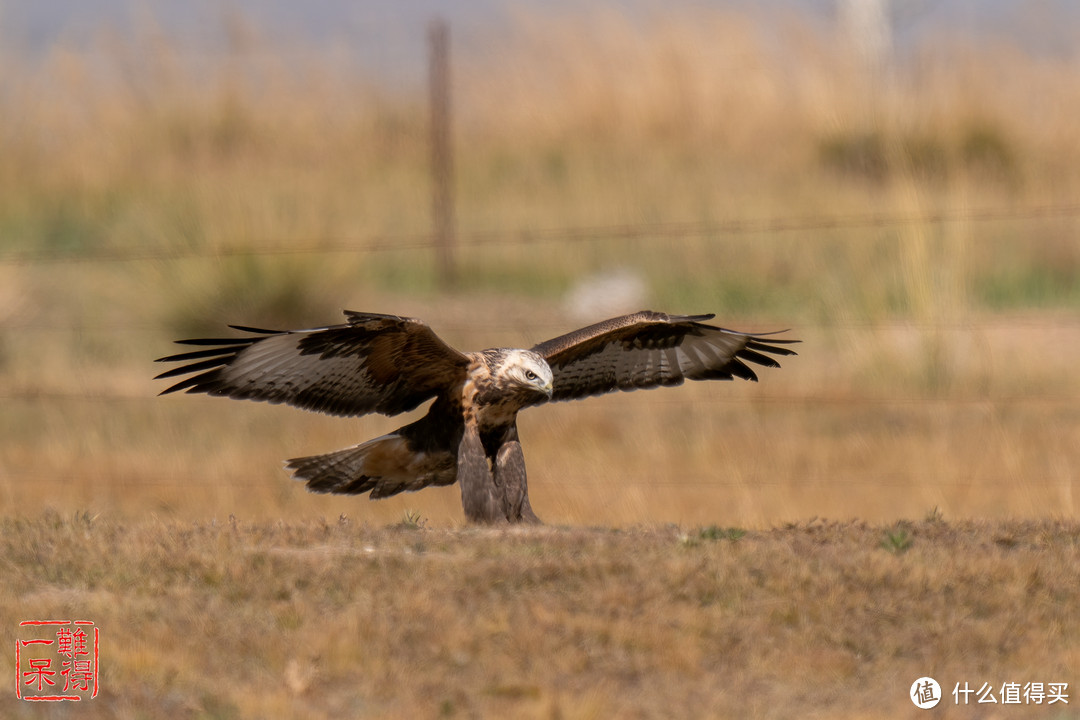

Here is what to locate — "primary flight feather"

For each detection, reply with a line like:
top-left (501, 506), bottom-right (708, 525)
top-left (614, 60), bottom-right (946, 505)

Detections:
top-left (156, 310), bottom-right (798, 523)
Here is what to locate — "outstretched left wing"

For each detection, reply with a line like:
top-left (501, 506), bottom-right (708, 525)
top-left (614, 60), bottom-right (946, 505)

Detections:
top-left (531, 310), bottom-right (798, 403)
top-left (155, 311), bottom-right (470, 417)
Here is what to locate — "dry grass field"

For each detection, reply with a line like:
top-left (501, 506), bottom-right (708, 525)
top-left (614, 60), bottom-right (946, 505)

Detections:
top-left (2, 5), bottom-right (1079, 718)
top-left (4, 515), bottom-right (1080, 719)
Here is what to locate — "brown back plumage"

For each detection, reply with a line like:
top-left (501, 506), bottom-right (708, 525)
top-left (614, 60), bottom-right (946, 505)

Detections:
top-left (531, 310), bottom-right (798, 402)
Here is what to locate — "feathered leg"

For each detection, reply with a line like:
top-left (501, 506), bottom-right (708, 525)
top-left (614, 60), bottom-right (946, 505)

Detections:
top-left (494, 440), bottom-right (540, 524)
top-left (458, 425), bottom-right (504, 523)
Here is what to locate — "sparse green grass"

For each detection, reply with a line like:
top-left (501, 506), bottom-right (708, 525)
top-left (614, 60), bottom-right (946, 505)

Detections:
top-left (3, 514), bottom-right (1079, 719)
top-left (398, 509), bottom-right (427, 530)
top-left (880, 526), bottom-right (913, 555)
top-left (682, 525), bottom-right (747, 546)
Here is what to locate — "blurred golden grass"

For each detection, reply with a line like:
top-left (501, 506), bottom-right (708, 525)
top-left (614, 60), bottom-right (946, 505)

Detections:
top-left (0, 6), bottom-right (1078, 529)
top-left (4, 8), bottom-right (1080, 245)
top-left (3, 313), bottom-right (1077, 527)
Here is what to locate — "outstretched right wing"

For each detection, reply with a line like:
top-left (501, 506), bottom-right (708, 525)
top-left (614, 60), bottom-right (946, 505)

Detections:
top-left (532, 310), bottom-right (798, 402)
top-left (154, 311), bottom-right (470, 417)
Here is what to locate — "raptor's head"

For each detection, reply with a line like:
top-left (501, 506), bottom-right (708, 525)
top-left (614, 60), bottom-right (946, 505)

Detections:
top-left (496, 349), bottom-right (554, 401)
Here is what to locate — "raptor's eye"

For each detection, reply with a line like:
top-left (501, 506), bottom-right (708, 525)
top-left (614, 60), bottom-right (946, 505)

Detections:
top-left (525, 370), bottom-right (537, 380)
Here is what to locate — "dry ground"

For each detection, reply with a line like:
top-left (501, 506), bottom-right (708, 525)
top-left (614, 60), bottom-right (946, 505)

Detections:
top-left (3, 514), bottom-right (1079, 719)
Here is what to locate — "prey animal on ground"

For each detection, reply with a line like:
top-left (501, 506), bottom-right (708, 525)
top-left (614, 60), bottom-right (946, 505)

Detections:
top-left (155, 310), bottom-right (798, 523)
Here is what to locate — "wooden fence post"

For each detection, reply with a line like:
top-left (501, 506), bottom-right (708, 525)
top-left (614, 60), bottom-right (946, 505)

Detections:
top-left (429, 18), bottom-right (456, 289)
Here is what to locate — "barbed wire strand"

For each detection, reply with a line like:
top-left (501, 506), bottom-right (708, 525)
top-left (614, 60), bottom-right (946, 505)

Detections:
top-left (3, 202), bottom-right (1080, 266)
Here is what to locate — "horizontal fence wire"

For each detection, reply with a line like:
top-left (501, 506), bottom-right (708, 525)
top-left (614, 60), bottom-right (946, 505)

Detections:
top-left (3, 202), bottom-right (1080, 266)
top-left (2, 206), bottom-right (1076, 411)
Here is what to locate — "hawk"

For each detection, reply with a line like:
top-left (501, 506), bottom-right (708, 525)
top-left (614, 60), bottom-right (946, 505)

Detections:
top-left (155, 310), bottom-right (797, 523)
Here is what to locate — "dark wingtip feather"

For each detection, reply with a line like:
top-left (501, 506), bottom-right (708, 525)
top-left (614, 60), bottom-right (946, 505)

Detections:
top-left (737, 347), bottom-right (783, 369)
top-left (154, 346), bottom-right (246, 364)
top-left (158, 374), bottom-right (212, 395)
top-left (227, 324), bottom-right (282, 335)
top-left (153, 356), bottom-right (232, 380)
top-left (171, 337), bottom-right (254, 347)
top-left (749, 344), bottom-right (799, 357)
top-left (745, 336), bottom-right (800, 358)
top-left (746, 328), bottom-right (797, 337)
top-left (727, 358), bottom-right (759, 382)
top-left (156, 327), bottom-right (270, 394)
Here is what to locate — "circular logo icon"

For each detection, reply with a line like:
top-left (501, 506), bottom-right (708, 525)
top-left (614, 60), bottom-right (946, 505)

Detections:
top-left (911, 677), bottom-right (942, 709)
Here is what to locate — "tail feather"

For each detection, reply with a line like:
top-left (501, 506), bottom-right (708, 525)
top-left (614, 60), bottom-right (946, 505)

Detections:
top-left (286, 433), bottom-right (456, 499)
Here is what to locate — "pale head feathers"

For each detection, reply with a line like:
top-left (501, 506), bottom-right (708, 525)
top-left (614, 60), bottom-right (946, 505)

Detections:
top-left (491, 349), bottom-right (554, 399)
